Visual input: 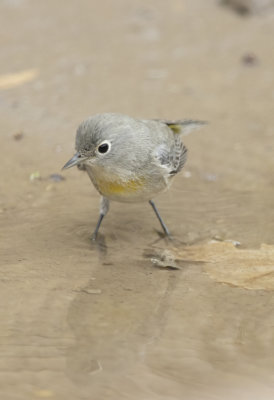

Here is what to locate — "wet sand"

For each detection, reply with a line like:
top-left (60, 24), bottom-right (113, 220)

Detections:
top-left (1, 0), bottom-right (274, 399)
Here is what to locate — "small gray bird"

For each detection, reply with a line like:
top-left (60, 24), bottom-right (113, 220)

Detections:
top-left (63, 113), bottom-right (205, 239)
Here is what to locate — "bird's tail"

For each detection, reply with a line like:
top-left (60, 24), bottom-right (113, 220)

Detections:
top-left (159, 119), bottom-right (207, 136)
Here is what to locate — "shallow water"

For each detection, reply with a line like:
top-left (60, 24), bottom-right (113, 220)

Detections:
top-left (1, 0), bottom-right (274, 399)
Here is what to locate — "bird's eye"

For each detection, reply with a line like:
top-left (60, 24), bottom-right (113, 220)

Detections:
top-left (98, 140), bottom-right (111, 154)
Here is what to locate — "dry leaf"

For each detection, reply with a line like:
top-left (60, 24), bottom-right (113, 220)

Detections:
top-left (0, 69), bottom-right (38, 90)
top-left (175, 242), bottom-right (274, 290)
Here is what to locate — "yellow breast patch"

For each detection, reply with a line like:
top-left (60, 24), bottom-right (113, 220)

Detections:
top-left (96, 176), bottom-right (145, 196)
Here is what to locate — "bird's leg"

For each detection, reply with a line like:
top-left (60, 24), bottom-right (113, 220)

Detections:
top-left (149, 200), bottom-right (170, 237)
top-left (91, 196), bottom-right (109, 240)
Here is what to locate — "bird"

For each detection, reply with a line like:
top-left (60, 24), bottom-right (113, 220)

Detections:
top-left (63, 113), bottom-right (205, 239)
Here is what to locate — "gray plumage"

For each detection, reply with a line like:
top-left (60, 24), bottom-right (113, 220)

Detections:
top-left (73, 113), bottom-right (205, 197)
top-left (63, 113), bottom-right (205, 238)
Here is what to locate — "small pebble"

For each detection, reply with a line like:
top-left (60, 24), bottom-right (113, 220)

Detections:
top-left (73, 288), bottom-right (102, 294)
top-left (49, 173), bottom-right (65, 182)
top-left (225, 239), bottom-right (241, 247)
top-left (83, 289), bottom-right (102, 294)
top-left (151, 250), bottom-right (181, 270)
top-left (242, 53), bottom-right (258, 66)
top-left (29, 171), bottom-right (41, 181)
top-left (13, 131), bottom-right (24, 141)
top-left (211, 236), bottom-right (241, 247)
top-left (222, 0), bottom-right (274, 15)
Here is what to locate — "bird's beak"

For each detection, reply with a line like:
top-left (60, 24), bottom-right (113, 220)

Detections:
top-left (62, 153), bottom-right (86, 170)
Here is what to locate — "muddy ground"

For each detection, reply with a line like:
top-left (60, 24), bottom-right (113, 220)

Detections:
top-left (1, 0), bottom-right (274, 399)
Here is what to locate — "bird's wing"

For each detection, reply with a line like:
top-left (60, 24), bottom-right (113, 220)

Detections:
top-left (153, 136), bottom-right (188, 176)
top-left (155, 119), bottom-right (207, 136)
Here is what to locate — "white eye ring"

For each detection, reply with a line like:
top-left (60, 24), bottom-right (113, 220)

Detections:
top-left (97, 140), bottom-right (111, 154)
